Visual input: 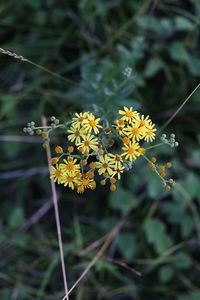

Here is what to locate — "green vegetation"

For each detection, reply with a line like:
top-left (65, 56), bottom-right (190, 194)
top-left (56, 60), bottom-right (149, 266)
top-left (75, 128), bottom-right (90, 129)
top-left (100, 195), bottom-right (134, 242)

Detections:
top-left (0, 1), bottom-right (200, 299)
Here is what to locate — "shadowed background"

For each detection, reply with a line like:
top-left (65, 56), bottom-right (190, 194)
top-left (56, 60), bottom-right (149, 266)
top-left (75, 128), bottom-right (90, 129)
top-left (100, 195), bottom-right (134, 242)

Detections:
top-left (0, 1), bottom-right (200, 299)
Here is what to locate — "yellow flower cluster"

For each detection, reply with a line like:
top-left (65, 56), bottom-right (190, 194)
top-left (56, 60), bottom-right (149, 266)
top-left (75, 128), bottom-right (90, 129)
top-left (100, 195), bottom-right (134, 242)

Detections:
top-left (50, 107), bottom-right (157, 193)
top-left (116, 106), bottom-right (156, 160)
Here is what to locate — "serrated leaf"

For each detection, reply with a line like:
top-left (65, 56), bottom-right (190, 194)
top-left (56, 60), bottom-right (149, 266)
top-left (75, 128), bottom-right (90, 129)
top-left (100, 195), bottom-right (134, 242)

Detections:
top-left (147, 172), bottom-right (163, 198)
top-left (181, 216), bottom-right (194, 238)
top-left (175, 16), bottom-right (194, 31)
top-left (186, 55), bottom-right (200, 76)
top-left (192, 150), bottom-right (200, 167)
top-left (145, 218), bottom-right (173, 254)
top-left (9, 207), bottom-right (24, 229)
top-left (144, 58), bottom-right (162, 77)
top-left (162, 202), bottom-right (185, 223)
top-left (159, 265), bottom-right (174, 283)
top-left (3, 141), bottom-right (20, 158)
top-left (109, 185), bottom-right (136, 214)
top-left (169, 42), bottom-right (188, 62)
top-left (184, 173), bottom-right (200, 198)
top-left (189, 291), bottom-right (200, 300)
top-left (173, 252), bottom-right (191, 269)
top-left (117, 233), bottom-right (138, 260)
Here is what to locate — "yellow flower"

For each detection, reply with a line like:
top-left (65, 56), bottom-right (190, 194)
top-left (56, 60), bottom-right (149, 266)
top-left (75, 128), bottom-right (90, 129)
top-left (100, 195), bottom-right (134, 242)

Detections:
top-left (138, 147), bottom-right (146, 156)
top-left (61, 174), bottom-right (79, 190)
top-left (122, 141), bottom-right (140, 161)
top-left (60, 157), bottom-right (80, 175)
top-left (51, 157), bottom-right (59, 165)
top-left (71, 112), bottom-right (90, 129)
top-left (108, 153), bottom-right (124, 168)
top-left (112, 164), bottom-right (125, 180)
top-left (55, 146), bottom-right (63, 154)
top-left (124, 124), bottom-right (146, 141)
top-left (135, 114), bottom-right (151, 128)
top-left (76, 178), bottom-right (96, 193)
top-left (118, 106), bottom-right (140, 123)
top-left (116, 118), bottom-right (125, 128)
top-left (122, 136), bottom-right (130, 144)
top-left (50, 164), bottom-right (63, 184)
top-left (82, 113), bottom-right (102, 134)
top-left (96, 154), bottom-right (115, 176)
top-left (77, 134), bottom-right (98, 153)
top-left (67, 125), bottom-right (86, 145)
top-left (144, 122), bottom-right (156, 142)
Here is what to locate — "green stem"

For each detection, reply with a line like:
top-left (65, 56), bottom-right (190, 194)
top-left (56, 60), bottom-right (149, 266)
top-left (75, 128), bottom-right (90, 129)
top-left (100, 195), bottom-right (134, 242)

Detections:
top-left (25, 59), bottom-right (77, 86)
top-left (145, 143), bottom-right (164, 150)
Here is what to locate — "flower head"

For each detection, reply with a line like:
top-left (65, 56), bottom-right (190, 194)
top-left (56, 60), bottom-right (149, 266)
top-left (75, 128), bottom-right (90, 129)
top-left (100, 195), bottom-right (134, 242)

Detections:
top-left (96, 154), bottom-right (115, 176)
top-left (82, 113), bottom-right (102, 134)
top-left (124, 124), bottom-right (146, 141)
top-left (67, 125), bottom-right (86, 145)
top-left (76, 178), bottom-right (96, 193)
top-left (50, 164), bottom-right (63, 184)
top-left (112, 164), bottom-right (125, 180)
top-left (118, 106), bottom-right (140, 123)
top-left (61, 174), bottom-right (79, 190)
top-left (144, 122), bottom-right (156, 142)
top-left (122, 141), bottom-right (140, 161)
top-left (77, 134), bottom-right (98, 153)
top-left (135, 114), bottom-right (151, 128)
top-left (60, 157), bottom-right (80, 175)
top-left (71, 112), bottom-right (90, 129)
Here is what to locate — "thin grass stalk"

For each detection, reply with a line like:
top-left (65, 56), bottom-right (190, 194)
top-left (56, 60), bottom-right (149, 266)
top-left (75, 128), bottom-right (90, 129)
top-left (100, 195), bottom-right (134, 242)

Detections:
top-left (158, 82), bottom-right (200, 133)
top-left (42, 117), bottom-right (69, 300)
top-left (62, 218), bottom-right (125, 300)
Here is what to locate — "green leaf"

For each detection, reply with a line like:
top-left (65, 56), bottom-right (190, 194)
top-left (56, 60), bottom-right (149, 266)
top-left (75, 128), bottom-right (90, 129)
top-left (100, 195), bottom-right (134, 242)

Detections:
top-left (169, 42), bottom-right (188, 62)
top-left (109, 185), bottom-right (136, 214)
top-left (147, 172), bottom-right (163, 198)
top-left (184, 173), bottom-right (200, 198)
top-left (186, 55), bottom-right (200, 76)
top-left (95, 260), bottom-right (116, 273)
top-left (173, 252), bottom-right (191, 269)
top-left (174, 16), bottom-right (194, 31)
top-left (162, 202), bottom-right (185, 224)
top-left (189, 291), bottom-right (200, 300)
top-left (192, 150), bottom-right (200, 167)
top-left (181, 216), bottom-right (194, 238)
top-left (159, 265), bottom-right (174, 283)
top-left (117, 233), bottom-right (138, 260)
top-left (3, 141), bottom-right (20, 158)
top-left (9, 207), bottom-right (24, 229)
top-left (144, 58), bottom-right (162, 78)
top-left (145, 218), bottom-right (173, 254)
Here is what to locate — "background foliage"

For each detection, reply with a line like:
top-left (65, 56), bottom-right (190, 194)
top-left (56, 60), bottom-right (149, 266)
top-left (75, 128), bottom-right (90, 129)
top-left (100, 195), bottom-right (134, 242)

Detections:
top-left (0, 0), bottom-right (200, 299)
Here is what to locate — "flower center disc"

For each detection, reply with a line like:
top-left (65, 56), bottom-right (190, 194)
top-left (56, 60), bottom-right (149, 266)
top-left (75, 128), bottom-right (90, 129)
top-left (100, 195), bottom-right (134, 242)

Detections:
top-left (66, 163), bottom-right (74, 171)
top-left (75, 130), bottom-right (80, 137)
top-left (140, 120), bottom-right (145, 126)
top-left (55, 170), bottom-right (61, 177)
top-left (131, 127), bottom-right (139, 135)
top-left (67, 176), bottom-right (73, 182)
top-left (84, 140), bottom-right (90, 146)
top-left (125, 111), bottom-right (133, 117)
top-left (128, 147), bottom-right (135, 155)
top-left (82, 179), bottom-right (89, 186)
top-left (89, 120), bottom-right (96, 127)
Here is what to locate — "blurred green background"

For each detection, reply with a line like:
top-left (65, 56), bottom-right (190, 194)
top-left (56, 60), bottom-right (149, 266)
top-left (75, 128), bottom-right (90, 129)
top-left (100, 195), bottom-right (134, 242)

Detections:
top-left (1, 0), bottom-right (200, 299)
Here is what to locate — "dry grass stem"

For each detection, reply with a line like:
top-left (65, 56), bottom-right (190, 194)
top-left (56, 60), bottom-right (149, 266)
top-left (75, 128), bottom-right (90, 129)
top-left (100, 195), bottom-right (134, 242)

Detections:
top-left (42, 117), bottom-right (69, 299)
top-left (62, 218), bottom-right (125, 300)
top-left (159, 82), bottom-right (200, 133)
